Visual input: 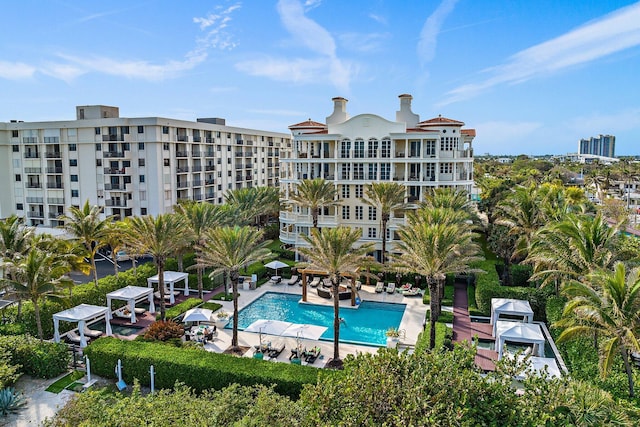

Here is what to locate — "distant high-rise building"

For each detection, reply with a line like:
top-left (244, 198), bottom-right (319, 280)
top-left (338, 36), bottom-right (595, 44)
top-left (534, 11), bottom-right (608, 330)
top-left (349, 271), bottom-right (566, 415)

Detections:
top-left (578, 134), bottom-right (615, 157)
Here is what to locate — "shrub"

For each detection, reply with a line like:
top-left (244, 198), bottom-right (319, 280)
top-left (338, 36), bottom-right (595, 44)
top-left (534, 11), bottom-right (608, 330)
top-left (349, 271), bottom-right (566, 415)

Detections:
top-left (0, 350), bottom-right (21, 388)
top-left (201, 302), bottom-right (223, 312)
top-left (144, 321), bottom-right (184, 342)
top-left (210, 292), bottom-right (238, 301)
top-left (84, 338), bottom-right (322, 399)
top-left (0, 335), bottom-right (69, 379)
top-left (162, 298), bottom-right (203, 321)
top-left (0, 387), bottom-right (26, 416)
top-left (0, 323), bottom-right (26, 336)
top-left (510, 264), bottom-right (533, 287)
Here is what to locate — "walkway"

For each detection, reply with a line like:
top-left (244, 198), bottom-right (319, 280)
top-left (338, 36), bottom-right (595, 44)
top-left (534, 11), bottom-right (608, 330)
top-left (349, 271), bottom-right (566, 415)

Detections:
top-left (452, 282), bottom-right (497, 371)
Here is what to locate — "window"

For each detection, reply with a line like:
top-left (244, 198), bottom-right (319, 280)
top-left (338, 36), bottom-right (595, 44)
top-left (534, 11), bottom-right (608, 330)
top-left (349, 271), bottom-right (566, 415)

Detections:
top-left (69, 159), bottom-right (77, 167)
top-left (165, 190), bottom-right (171, 200)
top-left (12, 130), bottom-right (18, 138)
top-left (121, 126), bottom-right (129, 134)
top-left (123, 160), bottom-right (130, 168)
top-left (69, 144), bottom-right (77, 151)
top-left (141, 208), bottom-right (147, 215)
top-left (96, 159), bottom-right (102, 167)
top-left (342, 206), bottom-right (350, 220)
top-left (162, 126), bottom-right (169, 134)
top-left (368, 138), bottom-right (378, 158)
top-left (340, 139), bottom-right (351, 158)
top-left (440, 163), bottom-right (453, 174)
top-left (16, 203), bottom-right (23, 210)
top-left (355, 206), bottom-right (363, 220)
top-left (228, 171), bottom-right (232, 177)
top-left (380, 163), bottom-right (390, 180)
top-left (163, 142), bottom-right (169, 150)
top-left (355, 184), bottom-right (363, 198)
top-left (123, 176), bottom-right (131, 184)
top-left (123, 143), bottom-right (130, 151)
top-left (71, 190), bottom-right (79, 197)
top-left (368, 164), bottom-right (377, 180)
top-left (12, 145), bottom-right (19, 152)
top-left (71, 175), bottom-right (78, 182)
top-left (368, 206), bottom-right (377, 221)
top-left (15, 174), bottom-right (21, 182)
top-left (341, 164), bottom-right (351, 180)
top-left (425, 140), bottom-right (436, 157)
top-left (95, 127), bottom-right (101, 135)
top-left (138, 126), bottom-right (144, 134)
top-left (354, 139), bottom-right (364, 158)
top-left (138, 158), bottom-right (145, 166)
top-left (341, 185), bottom-right (350, 199)
top-left (139, 175), bottom-right (145, 183)
top-left (368, 227), bottom-right (377, 238)
top-left (138, 142), bottom-right (145, 150)
top-left (381, 138), bottom-right (391, 158)
top-left (354, 164), bottom-right (364, 180)
top-left (96, 143), bottom-right (101, 151)
top-left (163, 159), bottom-right (170, 166)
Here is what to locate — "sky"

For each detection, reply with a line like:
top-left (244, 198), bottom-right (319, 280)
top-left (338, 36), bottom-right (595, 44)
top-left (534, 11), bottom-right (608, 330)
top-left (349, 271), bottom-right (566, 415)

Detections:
top-left (1, 0), bottom-right (639, 155)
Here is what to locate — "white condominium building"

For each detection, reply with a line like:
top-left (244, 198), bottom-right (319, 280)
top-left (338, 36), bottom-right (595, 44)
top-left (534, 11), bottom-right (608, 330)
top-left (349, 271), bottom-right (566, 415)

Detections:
top-left (0, 105), bottom-right (290, 225)
top-left (279, 94), bottom-right (475, 260)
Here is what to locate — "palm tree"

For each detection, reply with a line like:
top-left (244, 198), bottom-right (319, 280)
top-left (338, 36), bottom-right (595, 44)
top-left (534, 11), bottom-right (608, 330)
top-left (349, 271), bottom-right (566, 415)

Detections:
top-left (175, 202), bottom-right (233, 299)
top-left (361, 182), bottom-right (405, 265)
top-left (225, 187), bottom-right (280, 226)
top-left (1, 244), bottom-right (73, 339)
top-left (196, 226), bottom-right (272, 349)
top-left (59, 200), bottom-right (111, 286)
top-left (495, 184), bottom-right (544, 259)
top-left (101, 221), bottom-right (128, 277)
top-left (0, 216), bottom-right (34, 318)
top-left (288, 178), bottom-right (340, 229)
top-left (556, 262), bottom-right (640, 397)
top-left (125, 214), bottom-right (189, 320)
top-left (394, 207), bottom-right (482, 349)
top-left (298, 227), bottom-right (374, 366)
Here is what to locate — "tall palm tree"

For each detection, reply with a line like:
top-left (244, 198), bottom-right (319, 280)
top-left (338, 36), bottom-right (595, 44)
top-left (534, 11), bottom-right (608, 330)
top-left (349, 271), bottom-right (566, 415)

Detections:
top-left (394, 207), bottom-right (482, 349)
top-left (59, 200), bottom-right (112, 286)
top-left (101, 221), bottom-right (129, 277)
top-left (175, 202), bottom-right (233, 299)
top-left (495, 184), bottom-right (544, 259)
top-left (288, 178), bottom-right (340, 229)
top-left (556, 262), bottom-right (640, 397)
top-left (298, 227), bottom-right (374, 366)
top-left (225, 187), bottom-right (280, 226)
top-left (1, 244), bottom-right (73, 340)
top-left (0, 216), bottom-right (34, 317)
top-left (361, 182), bottom-right (406, 264)
top-left (196, 226), bottom-right (272, 349)
top-left (125, 214), bottom-right (189, 320)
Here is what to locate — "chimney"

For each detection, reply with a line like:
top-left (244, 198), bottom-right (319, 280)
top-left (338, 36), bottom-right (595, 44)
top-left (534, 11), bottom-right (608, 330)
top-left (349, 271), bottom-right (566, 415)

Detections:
top-left (396, 94), bottom-right (419, 127)
top-left (326, 97), bottom-right (349, 125)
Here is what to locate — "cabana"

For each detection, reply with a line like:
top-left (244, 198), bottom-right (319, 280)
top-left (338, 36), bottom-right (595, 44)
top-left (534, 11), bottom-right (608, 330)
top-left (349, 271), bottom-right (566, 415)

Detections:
top-left (53, 304), bottom-right (112, 348)
top-left (490, 298), bottom-right (534, 336)
top-left (147, 271), bottom-right (189, 304)
top-left (106, 286), bottom-right (155, 324)
top-left (495, 320), bottom-right (545, 359)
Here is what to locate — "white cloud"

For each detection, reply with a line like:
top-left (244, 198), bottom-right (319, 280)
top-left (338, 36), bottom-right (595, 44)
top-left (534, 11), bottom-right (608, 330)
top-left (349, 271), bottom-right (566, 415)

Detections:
top-left (475, 121), bottom-right (542, 143)
top-left (0, 61), bottom-right (36, 79)
top-left (339, 32), bottom-right (390, 53)
top-left (236, 57), bottom-right (328, 84)
top-left (417, 0), bottom-right (459, 65)
top-left (369, 13), bottom-right (387, 25)
top-left (440, 2), bottom-right (640, 105)
top-left (40, 63), bottom-right (87, 82)
top-left (567, 108), bottom-right (640, 134)
top-left (304, 0), bottom-right (322, 10)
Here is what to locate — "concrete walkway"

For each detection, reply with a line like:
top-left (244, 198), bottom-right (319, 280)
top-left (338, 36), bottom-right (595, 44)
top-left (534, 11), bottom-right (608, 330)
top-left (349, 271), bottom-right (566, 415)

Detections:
top-left (1, 375), bottom-right (75, 426)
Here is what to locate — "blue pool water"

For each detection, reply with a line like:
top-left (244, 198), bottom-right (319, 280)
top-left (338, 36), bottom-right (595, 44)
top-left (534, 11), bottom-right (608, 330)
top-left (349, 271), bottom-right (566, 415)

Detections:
top-left (228, 292), bottom-right (406, 346)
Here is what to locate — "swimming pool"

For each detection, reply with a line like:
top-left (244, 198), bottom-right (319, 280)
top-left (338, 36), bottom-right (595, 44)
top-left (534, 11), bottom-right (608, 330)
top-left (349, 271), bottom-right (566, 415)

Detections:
top-left (228, 292), bottom-right (406, 346)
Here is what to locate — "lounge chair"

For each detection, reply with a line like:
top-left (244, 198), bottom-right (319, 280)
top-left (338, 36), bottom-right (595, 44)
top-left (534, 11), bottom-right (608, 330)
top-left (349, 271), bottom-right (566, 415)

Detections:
top-left (113, 308), bottom-right (132, 319)
top-left (285, 275), bottom-right (299, 286)
top-left (304, 346), bottom-right (321, 364)
top-left (386, 283), bottom-right (396, 294)
top-left (399, 283), bottom-right (412, 292)
top-left (402, 288), bottom-right (422, 297)
top-left (317, 288), bottom-right (332, 299)
top-left (83, 326), bottom-right (103, 339)
top-left (309, 277), bottom-right (321, 288)
top-left (322, 278), bottom-right (332, 288)
top-left (66, 330), bottom-right (90, 345)
top-left (204, 328), bottom-right (217, 343)
top-left (375, 281), bottom-right (385, 293)
top-left (289, 348), bottom-right (303, 360)
top-left (134, 307), bottom-right (146, 315)
top-left (267, 341), bottom-right (285, 358)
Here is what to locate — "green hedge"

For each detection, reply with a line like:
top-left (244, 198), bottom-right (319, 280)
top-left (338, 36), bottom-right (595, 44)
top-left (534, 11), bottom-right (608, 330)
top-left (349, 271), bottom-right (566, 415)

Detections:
top-left (201, 302), bottom-right (223, 312)
top-left (422, 284), bottom-right (454, 306)
top-left (510, 264), bottom-right (533, 287)
top-left (163, 298), bottom-right (204, 321)
top-left (0, 335), bottom-right (70, 379)
top-left (83, 338), bottom-right (322, 399)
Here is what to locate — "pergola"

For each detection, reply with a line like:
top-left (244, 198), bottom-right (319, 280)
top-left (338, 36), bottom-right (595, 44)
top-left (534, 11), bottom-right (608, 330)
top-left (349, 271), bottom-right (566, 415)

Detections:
top-left (53, 304), bottom-right (112, 348)
top-left (106, 286), bottom-right (155, 324)
top-left (495, 320), bottom-right (545, 359)
top-left (299, 267), bottom-right (360, 306)
top-left (147, 271), bottom-right (189, 305)
top-left (490, 298), bottom-right (534, 336)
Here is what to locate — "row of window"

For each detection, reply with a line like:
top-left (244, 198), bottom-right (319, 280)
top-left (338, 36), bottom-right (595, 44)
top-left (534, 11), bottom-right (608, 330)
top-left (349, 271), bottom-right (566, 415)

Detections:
top-left (341, 205), bottom-right (377, 221)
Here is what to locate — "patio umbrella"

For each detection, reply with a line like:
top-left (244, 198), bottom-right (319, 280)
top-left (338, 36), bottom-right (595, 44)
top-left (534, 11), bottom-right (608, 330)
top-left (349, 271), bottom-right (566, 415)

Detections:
top-left (264, 260), bottom-right (289, 276)
top-left (182, 308), bottom-right (214, 323)
top-left (281, 323), bottom-right (328, 340)
top-left (244, 319), bottom-right (292, 336)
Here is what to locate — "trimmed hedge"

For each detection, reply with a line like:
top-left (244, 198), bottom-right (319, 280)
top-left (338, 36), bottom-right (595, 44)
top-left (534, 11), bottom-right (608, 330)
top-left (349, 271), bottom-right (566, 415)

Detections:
top-left (83, 338), bottom-right (323, 399)
top-left (163, 298), bottom-right (204, 321)
top-left (510, 264), bottom-right (533, 287)
top-left (0, 335), bottom-right (70, 379)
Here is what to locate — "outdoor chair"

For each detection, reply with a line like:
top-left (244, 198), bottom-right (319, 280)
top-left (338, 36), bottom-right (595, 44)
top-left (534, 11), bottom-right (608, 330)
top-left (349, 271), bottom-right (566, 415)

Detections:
top-left (66, 330), bottom-right (89, 345)
top-left (402, 288), bottom-right (422, 297)
top-left (309, 277), bottom-right (321, 288)
top-left (304, 346), bottom-right (321, 364)
top-left (267, 341), bottom-right (285, 358)
top-left (386, 283), bottom-right (396, 294)
top-left (375, 281), bottom-right (384, 293)
top-left (285, 275), bottom-right (299, 286)
top-left (83, 326), bottom-right (103, 339)
top-left (317, 288), bottom-right (332, 299)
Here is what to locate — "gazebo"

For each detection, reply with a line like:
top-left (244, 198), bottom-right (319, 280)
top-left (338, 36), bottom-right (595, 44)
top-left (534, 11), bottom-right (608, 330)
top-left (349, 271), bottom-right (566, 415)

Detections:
top-left (490, 298), bottom-right (534, 336)
top-left (106, 286), bottom-right (155, 324)
top-left (53, 304), bottom-right (112, 348)
top-left (495, 320), bottom-right (545, 359)
top-left (147, 271), bottom-right (189, 304)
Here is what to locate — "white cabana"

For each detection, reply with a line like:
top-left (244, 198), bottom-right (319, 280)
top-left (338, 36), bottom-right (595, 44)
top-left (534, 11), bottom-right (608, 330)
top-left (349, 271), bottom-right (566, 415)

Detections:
top-left (182, 307), bottom-right (214, 324)
top-left (490, 298), bottom-right (534, 336)
top-left (53, 304), bottom-right (112, 348)
top-left (495, 320), bottom-right (545, 359)
top-left (106, 286), bottom-right (155, 324)
top-left (147, 271), bottom-right (189, 304)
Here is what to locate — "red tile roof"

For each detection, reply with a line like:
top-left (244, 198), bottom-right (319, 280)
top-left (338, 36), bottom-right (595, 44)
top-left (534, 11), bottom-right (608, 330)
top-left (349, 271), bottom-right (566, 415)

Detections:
top-left (461, 129), bottom-right (476, 137)
top-left (288, 119), bottom-right (327, 130)
top-left (418, 115), bottom-right (465, 126)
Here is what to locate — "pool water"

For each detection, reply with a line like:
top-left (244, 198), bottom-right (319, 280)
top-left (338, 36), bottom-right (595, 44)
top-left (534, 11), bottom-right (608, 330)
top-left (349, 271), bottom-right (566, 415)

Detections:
top-left (91, 321), bottom-right (142, 337)
top-left (228, 292), bottom-right (406, 346)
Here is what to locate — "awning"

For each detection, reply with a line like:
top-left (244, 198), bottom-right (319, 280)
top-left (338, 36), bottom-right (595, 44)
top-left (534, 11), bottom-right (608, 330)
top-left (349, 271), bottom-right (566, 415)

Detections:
top-left (245, 319), bottom-right (293, 336)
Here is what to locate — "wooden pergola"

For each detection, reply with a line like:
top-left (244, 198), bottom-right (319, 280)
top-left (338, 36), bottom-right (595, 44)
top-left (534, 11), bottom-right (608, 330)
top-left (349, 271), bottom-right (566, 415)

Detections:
top-left (298, 267), bottom-right (361, 306)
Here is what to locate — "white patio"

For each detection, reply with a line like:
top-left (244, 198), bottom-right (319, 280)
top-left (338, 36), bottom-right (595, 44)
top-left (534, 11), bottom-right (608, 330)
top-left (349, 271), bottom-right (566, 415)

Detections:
top-left (147, 271), bottom-right (189, 304)
top-left (490, 298), bottom-right (534, 336)
top-left (106, 286), bottom-right (155, 324)
top-left (53, 304), bottom-right (112, 348)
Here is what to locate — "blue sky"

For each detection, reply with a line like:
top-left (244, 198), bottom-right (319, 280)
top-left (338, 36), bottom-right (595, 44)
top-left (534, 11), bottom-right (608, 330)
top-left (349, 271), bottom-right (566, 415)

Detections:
top-left (1, 0), bottom-right (639, 155)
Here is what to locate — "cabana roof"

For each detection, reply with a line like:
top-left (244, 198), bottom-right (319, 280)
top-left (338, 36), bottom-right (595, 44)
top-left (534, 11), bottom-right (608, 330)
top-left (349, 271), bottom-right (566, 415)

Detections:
top-left (106, 286), bottom-right (153, 301)
top-left (491, 298), bottom-right (534, 321)
top-left (147, 271), bottom-right (188, 283)
top-left (53, 304), bottom-right (109, 322)
top-left (496, 321), bottom-right (544, 343)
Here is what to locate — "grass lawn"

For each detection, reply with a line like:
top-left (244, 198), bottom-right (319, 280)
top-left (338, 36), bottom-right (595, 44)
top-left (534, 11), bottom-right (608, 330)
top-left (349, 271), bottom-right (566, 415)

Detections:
top-left (46, 370), bottom-right (85, 394)
top-left (201, 302), bottom-right (223, 312)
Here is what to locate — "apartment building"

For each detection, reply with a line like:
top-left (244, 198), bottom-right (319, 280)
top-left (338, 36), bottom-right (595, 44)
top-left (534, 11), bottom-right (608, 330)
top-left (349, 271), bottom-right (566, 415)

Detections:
top-left (579, 134), bottom-right (615, 158)
top-left (279, 94), bottom-right (475, 260)
top-left (0, 105), bottom-right (290, 226)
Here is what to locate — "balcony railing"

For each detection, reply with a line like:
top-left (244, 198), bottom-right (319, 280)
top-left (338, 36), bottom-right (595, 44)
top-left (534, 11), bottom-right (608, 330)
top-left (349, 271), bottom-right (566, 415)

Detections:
top-left (26, 197), bottom-right (44, 203)
top-left (193, 136), bottom-right (202, 142)
top-left (191, 151), bottom-right (202, 157)
top-left (46, 183), bottom-right (64, 189)
top-left (24, 152), bottom-right (40, 159)
top-left (104, 183), bottom-right (127, 191)
top-left (205, 179), bottom-right (215, 185)
top-left (105, 200), bottom-right (127, 207)
top-left (192, 165), bottom-right (202, 172)
top-left (205, 192), bottom-right (215, 199)
top-left (177, 135), bottom-right (189, 142)
top-left (205, 151), bottom-right (215, 157)
top-left (25, 167), bottom-right (42, 173)
top-left (192, 180), bottom-right (202, 186)
top-left (176, 166), bottom-right (189, 173)
top-left (194, 194), bottom-right (203, 201)
top-left (177, 181), bottom-right (190, 188)
top-left (48, 212), bottom-right (62, 219)
top-left (27, 182), bottom-right (42, 188)
top-left (205, 165), bottom-right (215, 171)
top-left (47, 197), bottom-right (65, 204)
top-left (104, 168), bottom-right (127, 175)
top-left (45, 151), bottom-right (62, 158)
top-left (176, 151), bottom-right (188, 158)
top-left (27, 212), bottom-right (44, 218)
top-left (46, 167), bottom-right (63, 174)
top-left (102, 135), bottom-right (124, 141)
top-left (103, 151), bottom-right (125, 158)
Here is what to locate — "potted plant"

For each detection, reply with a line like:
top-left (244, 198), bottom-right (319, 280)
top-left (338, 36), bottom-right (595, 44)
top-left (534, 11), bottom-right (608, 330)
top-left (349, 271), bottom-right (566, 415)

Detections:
top-left (386, 327), bottom-right (400, 348)
top-left (214, 310), bottom-right (230, 328)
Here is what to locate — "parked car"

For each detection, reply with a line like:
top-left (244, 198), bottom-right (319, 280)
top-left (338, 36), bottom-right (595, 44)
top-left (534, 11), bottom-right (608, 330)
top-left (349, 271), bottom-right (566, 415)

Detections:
top-left (115, 250), bottom-right (130, 262)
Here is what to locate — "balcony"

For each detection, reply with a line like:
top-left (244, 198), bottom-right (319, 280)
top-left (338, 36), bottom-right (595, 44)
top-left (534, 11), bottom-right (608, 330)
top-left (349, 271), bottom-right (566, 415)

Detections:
top-left (177, 181), bottom-right (190, 188)
top-left (206, 138), bottom-right (214, 143)
top-left (244, 151), bottom-right (253, 157)
top-left (177, 135), bottom-right (189, 142)
top-left (235, 151), bottom-right (243, 157)
top-left (205, 179), bottom-right (215, 185)
top-left (205, 151), bottom-right (215, 157)
top-left (48, 212), bottom-right (63, 219)
top-left (236, 140), bottom-right (243, 145)
top-left (193, 136), bottom-right (202, 142)
top-left (46, 167), bottom-right (63, 174)
top-left (194, 194), bottom-right (203, 201)
top-left (45, 151), bottom-right (62, 158)
top-left (103, 151), bottom-right (125, 158)
top-left (46, 183), bottom-right (64, 189)
top-left (176, 166), bottom-right (189, 173)
top-left (205, 192), bottom-right (215, 199)
top-left (192, 165), bottom-right (202, 172)
top-left (27, 212), bottom-right (44, 218)
top-left (47, 197), bottom-right (65, 204)
top-left (27, 182), bottom-right (42, 188)
top-left (191, 151), bottom-right (202, 157)
top-left (176, 151), bottom-right (188, 158)
top-left (205, 165), bottom-right (215, 171)
top-left (24, 152), bottom-right (40, 159)
top-left (104, 183), bottom-right (127, 191)
top-left (102, 134), bottom-right (124, 141)
top-left (105, 200), bottom-right (127, 207)
top-left (22, 137), bottom-right (37, 143)
top-left (26, 197), bottom-right (44, 203)
top-left (104, 168), bottom-right (127, 175)
top-left (25, 167), bottom-right (42, 173)
top-left (245, 175), bottom-right (253, 181)
top-left (192, 180), bottom-right (202, 186)
top-left (235, 175), bottom-right (243, 181)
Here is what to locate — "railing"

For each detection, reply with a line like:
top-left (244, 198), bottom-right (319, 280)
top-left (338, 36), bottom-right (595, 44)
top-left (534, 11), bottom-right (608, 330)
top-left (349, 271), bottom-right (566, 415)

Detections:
top-left (176, 166), bottom-right (189, 173)
top-left (22, 137), bottom-right (37, 143)
top-left (104, 183), bottom-right (127, 191)
top-left (27, 197), bottom-right (44, 203)
top-left (27, 212), bottom-right (44, 218)
top-left (27, 183), bottom-right (42, 188)
top-left (205, 165), bottom-right (215, 171)
top-left (205, 179), bottom-right (215, 185)
top-left (48, 212), bottom-right (62, 219)
top-left (204, 151), bottom-right (215, 157)
top-left (105, 200), bottom-right (127, 207)
top-left (192, 165), bottom-right (202, 172)
top-left (47, 198), bottom-right (65, 204)
top-left (177, 181), bottom-right (190, 188)
top-left (192, 180), bottom-right (202, 186)
top-left (104, 168), bottom-right (127, 175)
top-left (206, 138), bottom-right (214, 143)
top-left (46, 167), bottom-right (63, 174)
top-left (45, 151), bottom-right (62, 158)
top-left (46, 183), bottom-right (64, 189)
top-left (245, 151), bottom-right (253, 157)
top-left (194, 194), bottom-right (203, 201)
top-left (176, 151), bottom-right (188, 157)
top-left (191, 151), bottom-right (202, 157)
top-left (102, 135), bottom-right (123, 141)
top-left (24, 152), bottom-right (40, 158)
top-left (103, 151), bottom-right (125, 158)
top-left (205, 192), bottom-right (215, 199)
top-left (177, 135), bottom-right (189, 142)
top-left (193, 136), bottom-right (202, 142)
top-left (25, 167), bottom-right (42, 173)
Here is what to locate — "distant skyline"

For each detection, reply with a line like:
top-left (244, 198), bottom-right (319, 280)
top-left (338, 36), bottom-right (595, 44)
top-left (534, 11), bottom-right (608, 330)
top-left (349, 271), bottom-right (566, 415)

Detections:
top-left (1, 0), bottom-right (639, 155)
